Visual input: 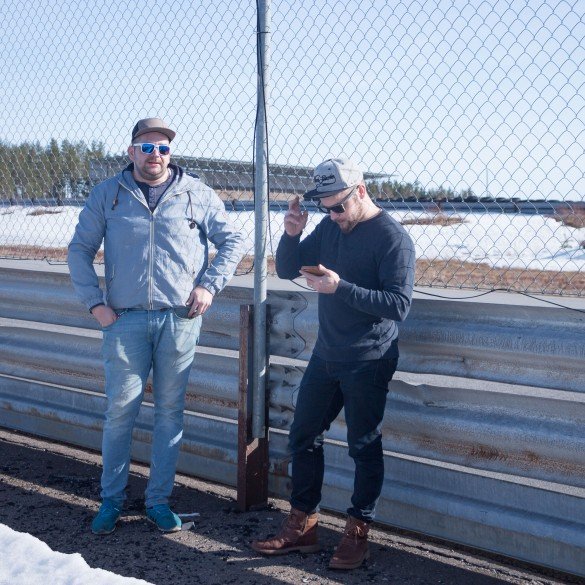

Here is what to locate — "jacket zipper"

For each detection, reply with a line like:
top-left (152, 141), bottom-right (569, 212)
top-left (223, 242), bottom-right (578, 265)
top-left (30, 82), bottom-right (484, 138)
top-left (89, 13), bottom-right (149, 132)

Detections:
top-left (148, 214), bottom-right (155, 309)
top-left (118, 177), bottom-right (190, 310)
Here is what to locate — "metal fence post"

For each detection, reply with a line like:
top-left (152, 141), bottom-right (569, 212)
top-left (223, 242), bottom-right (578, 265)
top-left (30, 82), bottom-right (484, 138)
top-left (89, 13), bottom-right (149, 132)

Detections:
top-left (237, 304), bottom-right (269, 511)
top-left (252, 0), bottom-right (271, 438)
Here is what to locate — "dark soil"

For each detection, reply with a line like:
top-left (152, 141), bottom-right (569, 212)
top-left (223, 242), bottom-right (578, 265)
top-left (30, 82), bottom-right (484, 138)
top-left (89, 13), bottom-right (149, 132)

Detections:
top-left (0, 428), bottom-right (577, 585)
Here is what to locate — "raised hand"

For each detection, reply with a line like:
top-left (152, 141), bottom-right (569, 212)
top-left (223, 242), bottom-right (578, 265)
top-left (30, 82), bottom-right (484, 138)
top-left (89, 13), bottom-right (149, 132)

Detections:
top-left (284, 195), bottom-right (309, 237)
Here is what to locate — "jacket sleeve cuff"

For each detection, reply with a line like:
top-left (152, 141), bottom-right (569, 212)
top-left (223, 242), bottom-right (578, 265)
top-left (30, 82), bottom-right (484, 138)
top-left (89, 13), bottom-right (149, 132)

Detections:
top-left (196, 282), bottom-right (217, 296)
top-left (85, 296), bottom-right (105, 312)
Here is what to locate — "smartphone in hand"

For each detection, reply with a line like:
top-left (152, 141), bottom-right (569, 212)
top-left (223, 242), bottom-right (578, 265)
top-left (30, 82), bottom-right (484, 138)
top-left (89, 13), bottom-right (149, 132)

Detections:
top-left (301, 265), bottom-right (325, 276)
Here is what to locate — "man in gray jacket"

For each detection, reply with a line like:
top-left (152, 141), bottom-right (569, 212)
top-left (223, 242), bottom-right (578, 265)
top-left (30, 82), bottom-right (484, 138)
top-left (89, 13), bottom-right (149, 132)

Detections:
top-left (68, 118), bottom-right (243, 535)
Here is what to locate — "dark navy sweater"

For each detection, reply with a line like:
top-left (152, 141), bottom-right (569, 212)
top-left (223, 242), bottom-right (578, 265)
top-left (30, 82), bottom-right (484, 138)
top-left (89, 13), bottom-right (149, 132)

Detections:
top-left (276, 210), bottom-right (415, 361)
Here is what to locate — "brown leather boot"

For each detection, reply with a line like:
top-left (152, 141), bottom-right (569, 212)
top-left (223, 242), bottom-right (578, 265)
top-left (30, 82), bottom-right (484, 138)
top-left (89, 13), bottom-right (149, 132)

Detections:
top-left (329, 516), bottom-right (370, 570)
top-left (250, 507), bottom-right (320, 555)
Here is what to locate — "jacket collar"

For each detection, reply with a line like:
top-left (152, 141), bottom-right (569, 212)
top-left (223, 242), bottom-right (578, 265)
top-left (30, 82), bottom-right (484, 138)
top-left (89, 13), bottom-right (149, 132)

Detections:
top-left (120, 162), bottom-right (184, 192)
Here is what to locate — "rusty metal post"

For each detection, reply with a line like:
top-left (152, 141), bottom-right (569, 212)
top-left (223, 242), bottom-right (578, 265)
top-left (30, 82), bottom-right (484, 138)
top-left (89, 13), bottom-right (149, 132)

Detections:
top-left (237, 304), bottom-right (269, 510)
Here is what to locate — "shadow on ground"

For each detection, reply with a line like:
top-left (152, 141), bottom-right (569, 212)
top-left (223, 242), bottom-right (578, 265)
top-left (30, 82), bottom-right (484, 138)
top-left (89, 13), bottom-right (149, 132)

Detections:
top-left (0, 429), bottom-right (575, 585)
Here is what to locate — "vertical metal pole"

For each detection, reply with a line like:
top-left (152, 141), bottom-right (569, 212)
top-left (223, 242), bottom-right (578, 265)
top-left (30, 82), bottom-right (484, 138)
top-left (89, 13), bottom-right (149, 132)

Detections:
top-left (237, 304), bottom-right (269, 510)
top-left (252, 0), bottom-right (270, 438)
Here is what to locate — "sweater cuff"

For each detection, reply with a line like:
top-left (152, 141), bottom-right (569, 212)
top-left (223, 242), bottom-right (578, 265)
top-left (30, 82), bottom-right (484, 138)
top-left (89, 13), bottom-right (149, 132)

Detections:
top-left (335, 279), bottom-right (353, 299)
top-left (283, 232), bottom-right (302, 242)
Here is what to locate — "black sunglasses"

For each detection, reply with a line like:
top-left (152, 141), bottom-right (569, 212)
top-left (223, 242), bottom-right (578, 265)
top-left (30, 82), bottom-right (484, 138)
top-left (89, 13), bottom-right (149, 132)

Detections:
top-left (132, 143), bottom-right (171, 155)
top-left (317, 185), bottom-right (358, 214)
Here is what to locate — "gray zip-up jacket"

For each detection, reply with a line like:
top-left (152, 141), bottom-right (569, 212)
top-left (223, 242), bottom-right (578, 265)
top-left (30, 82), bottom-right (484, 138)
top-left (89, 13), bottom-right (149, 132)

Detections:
top-left (68, 164), bottom-right (243, 311)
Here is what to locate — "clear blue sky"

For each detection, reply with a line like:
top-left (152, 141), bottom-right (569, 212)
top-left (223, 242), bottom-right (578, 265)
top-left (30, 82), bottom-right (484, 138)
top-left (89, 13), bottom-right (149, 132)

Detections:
top-left (0, 0), bottom-right (583, 200)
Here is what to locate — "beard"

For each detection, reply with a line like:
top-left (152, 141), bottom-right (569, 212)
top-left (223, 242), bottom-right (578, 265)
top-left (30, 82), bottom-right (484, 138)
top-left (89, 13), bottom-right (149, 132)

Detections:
top-left (334, 217), bottom-right (360, 234)
top-left (135, 160), bottom-right (167, 183)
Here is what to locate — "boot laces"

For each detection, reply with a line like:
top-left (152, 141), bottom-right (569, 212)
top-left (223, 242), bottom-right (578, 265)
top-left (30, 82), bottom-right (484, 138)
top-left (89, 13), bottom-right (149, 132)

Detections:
top-left (280, 510), bottom-right (306, 534)
top-left (344, 521), bottom-right (366, 541)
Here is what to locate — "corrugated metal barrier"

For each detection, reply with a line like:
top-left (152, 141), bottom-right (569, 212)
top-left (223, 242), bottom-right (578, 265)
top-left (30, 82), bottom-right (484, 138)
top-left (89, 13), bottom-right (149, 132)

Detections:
top-left (0, 266), bottom-right (584, 577)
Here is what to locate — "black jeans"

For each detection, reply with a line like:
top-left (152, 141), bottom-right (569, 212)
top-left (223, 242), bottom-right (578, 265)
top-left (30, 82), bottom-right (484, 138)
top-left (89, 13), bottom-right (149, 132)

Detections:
top-left (288, 354), bottom-right (398, 523)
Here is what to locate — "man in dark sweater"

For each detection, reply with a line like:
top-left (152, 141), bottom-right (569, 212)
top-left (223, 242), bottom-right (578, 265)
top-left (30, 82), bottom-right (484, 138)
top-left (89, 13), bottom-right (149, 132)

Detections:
top-left (251, 158), bottom-right (415, 569)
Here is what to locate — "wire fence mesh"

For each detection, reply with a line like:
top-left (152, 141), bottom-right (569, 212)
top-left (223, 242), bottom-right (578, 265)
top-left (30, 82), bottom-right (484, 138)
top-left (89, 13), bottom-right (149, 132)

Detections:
top-left (0, 0), bottom-right (583, 296)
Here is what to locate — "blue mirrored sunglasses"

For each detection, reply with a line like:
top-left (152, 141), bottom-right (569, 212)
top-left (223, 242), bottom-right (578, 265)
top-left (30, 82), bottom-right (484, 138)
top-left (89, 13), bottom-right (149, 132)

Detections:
top-left (132, 143), bottom-right (171, 155)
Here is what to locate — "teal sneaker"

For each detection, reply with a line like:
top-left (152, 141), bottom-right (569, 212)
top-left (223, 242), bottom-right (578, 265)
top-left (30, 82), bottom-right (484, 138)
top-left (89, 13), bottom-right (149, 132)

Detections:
top-left (146, 504), bottom-right (182, 532)
top-left (91, 499), bottom-right (122, 535)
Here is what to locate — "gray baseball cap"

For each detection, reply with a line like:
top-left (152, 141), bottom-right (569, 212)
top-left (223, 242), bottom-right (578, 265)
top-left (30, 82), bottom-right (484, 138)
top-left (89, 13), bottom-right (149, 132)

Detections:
top-left (131, 117), bottom-right (176, 142)
top-left (303, 157), bottom-right (364, 200)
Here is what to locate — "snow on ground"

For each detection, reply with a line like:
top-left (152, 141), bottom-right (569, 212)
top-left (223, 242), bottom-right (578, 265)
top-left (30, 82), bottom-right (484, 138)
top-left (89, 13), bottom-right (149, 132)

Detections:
top-left (0, 523), bottom-right (152, 585)
top-left (0, 205), bottom-right (583, 272)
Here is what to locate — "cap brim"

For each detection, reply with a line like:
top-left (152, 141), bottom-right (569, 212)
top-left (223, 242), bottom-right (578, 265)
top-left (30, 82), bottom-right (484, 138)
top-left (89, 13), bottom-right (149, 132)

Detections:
top-left (304, 187), bottom-right (350, 201)
top-left (303, 188), bottom-right (321, 201)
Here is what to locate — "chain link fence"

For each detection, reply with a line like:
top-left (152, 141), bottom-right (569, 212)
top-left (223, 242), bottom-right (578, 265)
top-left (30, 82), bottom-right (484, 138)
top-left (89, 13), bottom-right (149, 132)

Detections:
top-left (0, 0), bottom-right (583, 296)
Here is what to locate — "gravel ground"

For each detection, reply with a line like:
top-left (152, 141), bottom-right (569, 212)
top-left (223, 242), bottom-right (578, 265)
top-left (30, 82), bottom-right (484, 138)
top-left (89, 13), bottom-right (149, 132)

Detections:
top-left (0, 428), bottom-right (578, 585)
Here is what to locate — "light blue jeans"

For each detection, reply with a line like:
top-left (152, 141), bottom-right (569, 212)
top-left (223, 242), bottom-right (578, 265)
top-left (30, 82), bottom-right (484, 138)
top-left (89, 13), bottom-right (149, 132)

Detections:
top-left (100, 308), bottom-right (201, 508)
